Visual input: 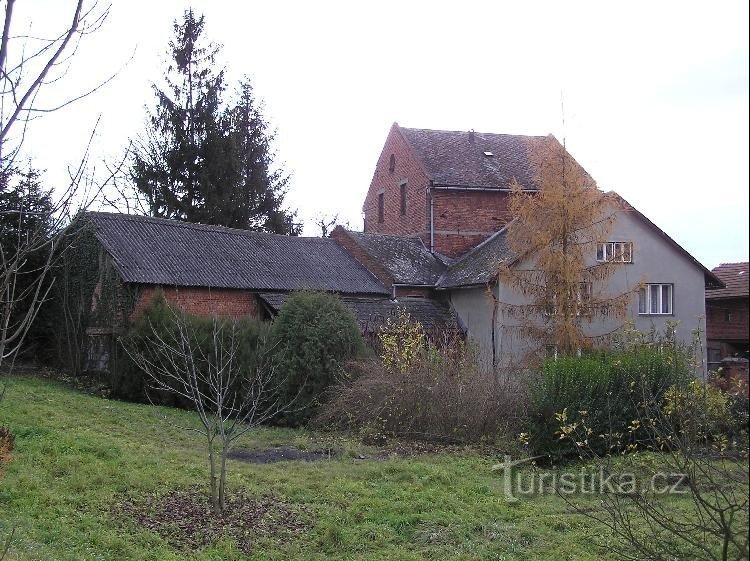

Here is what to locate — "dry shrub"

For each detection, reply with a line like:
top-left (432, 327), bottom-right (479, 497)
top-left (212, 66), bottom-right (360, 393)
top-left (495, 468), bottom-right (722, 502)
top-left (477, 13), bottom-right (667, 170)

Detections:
top-left (317, 319), bottom-right (526, 444)
top-left (0, 426), bottom-right (13, 466)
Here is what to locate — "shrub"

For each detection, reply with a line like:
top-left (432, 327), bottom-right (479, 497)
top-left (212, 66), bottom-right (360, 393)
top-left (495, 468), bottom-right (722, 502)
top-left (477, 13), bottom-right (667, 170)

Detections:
top-left (526, 346), bottom-right (694, 464)
top-left (270, 291), bottom-right (364, 425)
top-left (112, 293), bottom-right (270, 405)
top-left (663, 380), bottom-right (733, 440)
top-left (317, 314), bottom-right (526, 443)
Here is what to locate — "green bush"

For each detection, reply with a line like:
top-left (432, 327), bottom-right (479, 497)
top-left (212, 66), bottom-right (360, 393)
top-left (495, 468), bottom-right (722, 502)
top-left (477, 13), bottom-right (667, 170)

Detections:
top-left (526, 347), bottom-right (693, 464)
top-left (270, 291), bottom-right (364, 425)
top-left (112, 293), bottom-right (270, 405)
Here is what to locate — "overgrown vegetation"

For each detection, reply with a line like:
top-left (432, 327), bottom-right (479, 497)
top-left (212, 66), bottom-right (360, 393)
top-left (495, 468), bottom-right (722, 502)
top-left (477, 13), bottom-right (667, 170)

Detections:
top-left (113, 292), bottom-right (270, 405)
top-left (319, 311), bottom-right (526, 444)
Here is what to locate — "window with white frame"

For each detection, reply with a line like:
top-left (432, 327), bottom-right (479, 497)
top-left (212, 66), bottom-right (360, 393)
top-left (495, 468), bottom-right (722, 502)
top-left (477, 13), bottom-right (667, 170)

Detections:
top-left (638, 284), bottom-right (673, 315)
top-left (597, 241), bottom-right (633, 263)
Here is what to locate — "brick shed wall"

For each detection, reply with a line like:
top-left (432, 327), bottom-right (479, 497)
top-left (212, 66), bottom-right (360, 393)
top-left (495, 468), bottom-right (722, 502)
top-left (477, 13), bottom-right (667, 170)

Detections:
top-left (130, 286), bottom-right (261, 321)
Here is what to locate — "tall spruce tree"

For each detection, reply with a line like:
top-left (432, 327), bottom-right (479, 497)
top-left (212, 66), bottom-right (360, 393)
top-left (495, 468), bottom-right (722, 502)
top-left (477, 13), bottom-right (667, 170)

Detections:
top-left (131, 10), bottom-right (297, 233)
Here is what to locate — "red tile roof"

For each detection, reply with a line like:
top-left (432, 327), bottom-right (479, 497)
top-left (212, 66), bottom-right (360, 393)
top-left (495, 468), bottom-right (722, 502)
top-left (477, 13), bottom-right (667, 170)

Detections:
top-left (707, 262), bottom-right (749, 299)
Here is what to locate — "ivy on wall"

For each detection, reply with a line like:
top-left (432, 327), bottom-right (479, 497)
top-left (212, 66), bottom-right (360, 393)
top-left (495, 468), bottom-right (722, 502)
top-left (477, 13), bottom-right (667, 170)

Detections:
top-left (37, 216), bottom-right (142, 375)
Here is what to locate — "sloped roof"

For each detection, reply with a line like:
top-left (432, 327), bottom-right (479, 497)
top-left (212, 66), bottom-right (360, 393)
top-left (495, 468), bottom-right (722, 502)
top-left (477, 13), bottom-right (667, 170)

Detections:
top-left (707, 262), bottom-right (749, 299)
top-left (256, 293), bottom-right (458, 333)
top-left (342, 230), bottom-right (446, 285)
top-left (436, 227), bottom-right (514, 288)
top-left (84, 212), bottom-right (388, 295)
top-left (399, 126), bottom-right (548, 190)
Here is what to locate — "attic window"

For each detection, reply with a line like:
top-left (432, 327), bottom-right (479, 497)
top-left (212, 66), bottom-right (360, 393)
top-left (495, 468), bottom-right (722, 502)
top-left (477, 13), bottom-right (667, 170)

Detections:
top-left (388, 154), bottom-right (395, 174)
top-left (483, 151), bottom-right (494, 157)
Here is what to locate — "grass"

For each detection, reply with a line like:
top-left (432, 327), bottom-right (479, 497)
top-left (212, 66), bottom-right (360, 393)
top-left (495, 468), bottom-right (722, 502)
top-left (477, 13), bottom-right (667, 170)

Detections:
top-left (0, 375), bottom-right (720, 560)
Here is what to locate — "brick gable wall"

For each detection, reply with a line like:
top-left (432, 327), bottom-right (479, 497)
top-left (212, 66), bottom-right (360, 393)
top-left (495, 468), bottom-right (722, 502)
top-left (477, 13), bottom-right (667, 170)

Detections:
top-left (363, 125), bottom-right (430, 237)
top-left (364, 125), bottom-right (517, 259)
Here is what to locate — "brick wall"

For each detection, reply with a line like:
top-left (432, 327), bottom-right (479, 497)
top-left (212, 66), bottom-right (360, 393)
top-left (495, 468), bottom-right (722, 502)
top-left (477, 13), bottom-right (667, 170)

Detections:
top-left (130, 286), bottom-right (261, 321)
top-left (706, 297), bottom-right (749, 341)
top-left (363, 124), bottom-right (430, 237)
top-left (430, 189), bottom-right (512, 257)
top-left (364, 125), bottom-right (516, 259)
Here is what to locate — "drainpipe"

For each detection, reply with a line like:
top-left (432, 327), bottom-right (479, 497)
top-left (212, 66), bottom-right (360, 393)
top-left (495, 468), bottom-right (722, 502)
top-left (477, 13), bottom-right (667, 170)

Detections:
top-left (428, 180), bottom-right (435, 253)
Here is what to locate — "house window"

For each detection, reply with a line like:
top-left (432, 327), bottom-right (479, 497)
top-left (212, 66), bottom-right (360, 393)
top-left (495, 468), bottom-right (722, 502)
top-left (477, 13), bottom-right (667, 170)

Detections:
top-left (400, 182), bottom-right (407, 215)
top-left (388, 154), bottom-right (396, 174)
top-left (725, 310), bottom-right (734, 322)
top-left (638, 284), bottom-right (673, 315)
top-left (378, 193), bottom-right (384, 223)
top-left (597, 241), bottom-right (633, 263)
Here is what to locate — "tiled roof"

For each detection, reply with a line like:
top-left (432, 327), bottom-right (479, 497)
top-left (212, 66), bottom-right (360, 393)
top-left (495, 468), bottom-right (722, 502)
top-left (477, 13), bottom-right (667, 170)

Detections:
top-left (399, 126), bottom-right (549, 189)
top-left (707, 262), bottom-right (749, 299)
top-left (343, 230), bottom-right (446, 285)
top-left (85, 212), bottom-right (388, 295)
top-left (256, 293), bottom-right (458, 333)
top-left (436, 226), bottom-right (514, 288)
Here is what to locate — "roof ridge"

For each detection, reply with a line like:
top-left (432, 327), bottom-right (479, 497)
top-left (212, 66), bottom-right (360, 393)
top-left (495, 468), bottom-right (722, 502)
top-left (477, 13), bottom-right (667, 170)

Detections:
top-left (399, 126), bottom-right (549, 139)
top-left (86, 211), bottom-right (325, 241)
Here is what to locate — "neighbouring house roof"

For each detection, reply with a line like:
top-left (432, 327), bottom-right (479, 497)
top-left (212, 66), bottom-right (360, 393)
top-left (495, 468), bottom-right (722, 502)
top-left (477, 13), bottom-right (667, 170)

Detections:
top-left (256, 292), bottom-right (458, 333)
top-left (398, 126), bottom-right (548, 190)
top-left (707, 262), bottom-right (749, 300)
top-left (436, 226), bottom-right (513, 288)
top-left (340, 230), bottom-right (446, 285)
top-left (84, 212), bottom-right (389, 295)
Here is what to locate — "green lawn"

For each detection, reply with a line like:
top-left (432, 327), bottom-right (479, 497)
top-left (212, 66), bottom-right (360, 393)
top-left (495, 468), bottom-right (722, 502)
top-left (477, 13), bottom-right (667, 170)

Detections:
top-left (0, 376), bottom-right (672, 560)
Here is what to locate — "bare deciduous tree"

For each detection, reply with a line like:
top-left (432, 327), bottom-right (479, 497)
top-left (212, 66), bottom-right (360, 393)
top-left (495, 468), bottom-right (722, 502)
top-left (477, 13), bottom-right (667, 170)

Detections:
top-left (0, 1), bottom-right (127, 377)
top-left (123, 304), bottom-right (293, 515)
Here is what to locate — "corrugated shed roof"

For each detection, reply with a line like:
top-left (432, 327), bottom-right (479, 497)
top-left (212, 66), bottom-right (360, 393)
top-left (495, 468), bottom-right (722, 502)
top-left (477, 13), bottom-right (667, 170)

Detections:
top-left (256, 292), bottom-right (458, 333)
top-left (707, 262), bottom-right (749, 299)
top-left (399, 126), bottom-right (548, 189)
top-left (343, 230), bottom-right (446, 285)
top-left (436, 227), bottom-right (513, 288)
top-left (85, 212), bottom-right (389, 295)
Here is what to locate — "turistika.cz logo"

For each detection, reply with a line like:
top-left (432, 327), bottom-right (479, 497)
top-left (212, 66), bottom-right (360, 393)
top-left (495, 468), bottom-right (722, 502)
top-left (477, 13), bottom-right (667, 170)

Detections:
top-left (492, 455), bottom-right (689, 502)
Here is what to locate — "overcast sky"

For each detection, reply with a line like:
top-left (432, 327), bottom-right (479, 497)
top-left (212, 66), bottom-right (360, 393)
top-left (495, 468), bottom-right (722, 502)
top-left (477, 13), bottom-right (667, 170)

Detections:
top-left (13, 0), bottom-right (750, 268)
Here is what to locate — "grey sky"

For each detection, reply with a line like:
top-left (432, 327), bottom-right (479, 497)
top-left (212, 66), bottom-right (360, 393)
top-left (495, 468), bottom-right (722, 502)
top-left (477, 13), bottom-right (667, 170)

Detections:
top-left (16, 0), bottom-right (750, 268)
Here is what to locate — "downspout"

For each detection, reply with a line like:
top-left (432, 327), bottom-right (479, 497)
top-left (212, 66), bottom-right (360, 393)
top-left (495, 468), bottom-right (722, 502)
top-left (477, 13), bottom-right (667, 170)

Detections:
top-left (428, 180), bottom-right (435, 253)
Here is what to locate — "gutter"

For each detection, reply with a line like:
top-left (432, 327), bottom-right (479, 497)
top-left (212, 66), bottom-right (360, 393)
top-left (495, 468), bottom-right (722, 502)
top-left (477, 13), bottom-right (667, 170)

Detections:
top-left (431, 184), bottom-right (539, 193)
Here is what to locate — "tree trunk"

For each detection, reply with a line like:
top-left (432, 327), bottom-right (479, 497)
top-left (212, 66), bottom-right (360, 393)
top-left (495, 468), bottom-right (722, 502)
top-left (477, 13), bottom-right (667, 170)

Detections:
top-left (207, 438), bottom-right (219, 515)
top-left (218, 439), bottom-right (229, 513)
